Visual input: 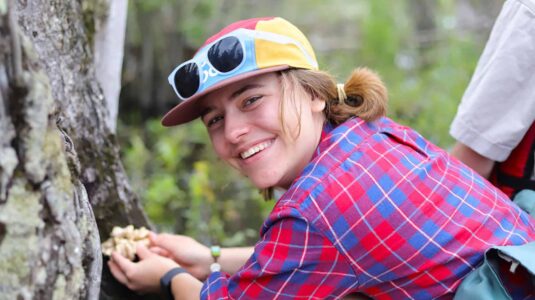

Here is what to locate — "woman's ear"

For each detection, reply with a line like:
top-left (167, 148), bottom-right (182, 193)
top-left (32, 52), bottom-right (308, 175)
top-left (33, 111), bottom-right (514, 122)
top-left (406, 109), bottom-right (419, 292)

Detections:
top-left (311, 98), bottom-right (326, 113)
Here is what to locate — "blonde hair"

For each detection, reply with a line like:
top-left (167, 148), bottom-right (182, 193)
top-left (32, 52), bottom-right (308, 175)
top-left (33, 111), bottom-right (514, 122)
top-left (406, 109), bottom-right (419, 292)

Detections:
top-left (260, 67), bottom-right (389, 200)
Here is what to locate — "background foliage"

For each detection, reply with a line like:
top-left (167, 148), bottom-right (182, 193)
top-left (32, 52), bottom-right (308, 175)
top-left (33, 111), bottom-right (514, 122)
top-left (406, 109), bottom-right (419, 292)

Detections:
top-left (117, 0), bottom-right (504, 246)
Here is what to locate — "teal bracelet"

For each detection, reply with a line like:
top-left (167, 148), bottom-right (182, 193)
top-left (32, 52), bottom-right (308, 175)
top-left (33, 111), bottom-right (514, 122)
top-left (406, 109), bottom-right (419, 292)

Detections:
top-left (210, 245), bottom-right (221, 272)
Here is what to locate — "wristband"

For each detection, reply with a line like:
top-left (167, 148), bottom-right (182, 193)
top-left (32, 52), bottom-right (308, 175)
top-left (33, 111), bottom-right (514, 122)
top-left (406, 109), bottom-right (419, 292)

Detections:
top-left (160, 267), bottom-right (187, 300)
top-left (210, 245), bottom-right (221, 273)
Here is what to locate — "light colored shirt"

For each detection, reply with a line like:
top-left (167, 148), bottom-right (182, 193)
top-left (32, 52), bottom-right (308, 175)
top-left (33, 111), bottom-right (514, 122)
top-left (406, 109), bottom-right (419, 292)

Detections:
top-left (450, 0), bottom-right (535, 162)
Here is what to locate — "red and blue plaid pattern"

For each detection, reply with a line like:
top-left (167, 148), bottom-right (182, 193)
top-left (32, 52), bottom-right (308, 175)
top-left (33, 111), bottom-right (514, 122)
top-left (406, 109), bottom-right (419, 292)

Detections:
top-left (201, 117), bottom-right (535, 299)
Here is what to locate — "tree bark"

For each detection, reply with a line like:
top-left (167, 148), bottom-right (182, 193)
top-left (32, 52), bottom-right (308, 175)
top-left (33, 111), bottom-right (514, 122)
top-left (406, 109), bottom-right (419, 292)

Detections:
top-left (1, 0), bottom-right (154, 299)
top-left (0, 1), bottom-right (101, 298)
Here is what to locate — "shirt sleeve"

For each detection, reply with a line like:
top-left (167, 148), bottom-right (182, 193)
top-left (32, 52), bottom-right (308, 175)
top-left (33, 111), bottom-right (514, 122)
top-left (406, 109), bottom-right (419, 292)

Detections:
top-left (450, 0), bottom-right (535, 161)
top-left (200, 206), bottom-right (359, 299)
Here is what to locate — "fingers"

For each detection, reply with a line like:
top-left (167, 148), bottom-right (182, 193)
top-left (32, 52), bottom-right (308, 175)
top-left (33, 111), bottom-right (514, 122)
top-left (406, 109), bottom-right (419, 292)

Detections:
top-left (148, 231), bottom-right (164, 248)
top-left (148, 231), bottom-right (158, 243)
top-left (150, 233), bottom-right (189, 253)
top-left (135, 244), bottom-right (152, 260)
top-left (112, 249), bottom-right (134, 264)
top-left (149, 232), bottom-right (168, 247)
top-left (108, 259), bottom-right (129, 285)
top-left (108, 249), bottom-right (174, 293)
top-left (149, 246), bottom-right (171, 258)
top-left (110, 250), bottom-right (136, 277)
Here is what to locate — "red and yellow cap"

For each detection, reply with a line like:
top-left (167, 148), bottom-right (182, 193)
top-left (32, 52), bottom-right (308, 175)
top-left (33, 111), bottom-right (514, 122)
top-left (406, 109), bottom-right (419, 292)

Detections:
top-left (162, 17), bottom-right (318, 126)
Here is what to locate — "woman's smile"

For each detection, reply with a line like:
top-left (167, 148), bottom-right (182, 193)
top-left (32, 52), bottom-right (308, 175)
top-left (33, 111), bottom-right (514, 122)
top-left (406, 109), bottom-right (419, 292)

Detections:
top-left (238, 139), bottom-right (274, 160)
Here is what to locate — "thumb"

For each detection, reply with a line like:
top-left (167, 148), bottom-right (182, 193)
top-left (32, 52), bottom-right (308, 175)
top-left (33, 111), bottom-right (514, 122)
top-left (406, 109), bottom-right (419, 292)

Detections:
top-left (148, 231), bottom-right (159, 246)
top-left (149, 246), bottom-right (171, 258)
top-left (111, 250), bottom-right (133, 272)
top-left (136, 243), bottom-right (152, 260)
top-left (150, 233), bottom-right (175, 250)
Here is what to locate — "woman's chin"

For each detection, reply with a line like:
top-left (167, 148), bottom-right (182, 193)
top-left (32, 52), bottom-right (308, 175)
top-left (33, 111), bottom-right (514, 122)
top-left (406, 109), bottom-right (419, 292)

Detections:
top-left (249, 176), bottom-right (278, 190)
top-left (251, 180), bottom-right (273, 190)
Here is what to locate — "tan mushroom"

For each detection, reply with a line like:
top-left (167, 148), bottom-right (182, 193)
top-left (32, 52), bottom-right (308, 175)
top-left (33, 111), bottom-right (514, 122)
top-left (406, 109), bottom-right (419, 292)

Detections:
top-left (101, 225), bottom-right (151, 261)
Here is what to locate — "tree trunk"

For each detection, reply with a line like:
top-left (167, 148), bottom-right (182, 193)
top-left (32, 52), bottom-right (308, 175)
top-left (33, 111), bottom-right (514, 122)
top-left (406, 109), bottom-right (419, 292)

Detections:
top-left (94, 0), bottom-right (128, 133)
top-left (0, 1), bottom-right (101, 298)
top-left (1, 0), bottom-right (154, 299)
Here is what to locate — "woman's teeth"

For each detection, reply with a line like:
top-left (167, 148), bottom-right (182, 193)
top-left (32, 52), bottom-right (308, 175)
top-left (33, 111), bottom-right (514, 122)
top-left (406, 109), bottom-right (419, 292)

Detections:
top-left (240, 140), bottom-right (272, 159)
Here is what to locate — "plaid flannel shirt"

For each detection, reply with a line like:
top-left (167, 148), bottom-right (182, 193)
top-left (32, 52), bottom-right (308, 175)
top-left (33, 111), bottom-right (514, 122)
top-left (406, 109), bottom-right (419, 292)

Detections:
top-left (201, 117), bottom-right (535, 299)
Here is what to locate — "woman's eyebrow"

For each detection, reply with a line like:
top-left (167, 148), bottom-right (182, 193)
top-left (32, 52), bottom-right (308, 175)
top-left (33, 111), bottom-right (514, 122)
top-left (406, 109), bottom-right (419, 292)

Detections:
top-left (200, 107), bottom-right (213, 119)
top-left (230, 84), bottom-right (263, 100)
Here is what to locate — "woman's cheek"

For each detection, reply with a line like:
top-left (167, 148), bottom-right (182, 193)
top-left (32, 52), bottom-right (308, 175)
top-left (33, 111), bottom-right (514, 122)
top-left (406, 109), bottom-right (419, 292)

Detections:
top-left (210, 135), bottom-right (227, 160)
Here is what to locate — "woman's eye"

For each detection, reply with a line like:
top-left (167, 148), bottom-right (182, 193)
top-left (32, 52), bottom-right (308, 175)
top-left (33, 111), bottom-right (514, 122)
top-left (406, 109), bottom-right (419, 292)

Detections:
top-left (243, 95), bottom-right (262, 107)
top-left (207, 115), bottom-right (223, 127)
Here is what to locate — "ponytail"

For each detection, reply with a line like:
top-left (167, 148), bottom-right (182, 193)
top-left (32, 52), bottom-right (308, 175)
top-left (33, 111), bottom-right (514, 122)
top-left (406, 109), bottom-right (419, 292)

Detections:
top-left (329, 68), bottom-right (388, 124)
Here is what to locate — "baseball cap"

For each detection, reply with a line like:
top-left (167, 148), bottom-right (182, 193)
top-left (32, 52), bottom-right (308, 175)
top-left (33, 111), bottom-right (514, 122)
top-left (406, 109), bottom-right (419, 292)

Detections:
top-left (161, 17), bottom-right (319, 126)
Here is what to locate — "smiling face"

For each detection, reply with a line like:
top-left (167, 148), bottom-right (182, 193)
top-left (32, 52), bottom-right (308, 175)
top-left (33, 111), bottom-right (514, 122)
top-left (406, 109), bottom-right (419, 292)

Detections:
top-left (199, 72), bottom-right (326, 189)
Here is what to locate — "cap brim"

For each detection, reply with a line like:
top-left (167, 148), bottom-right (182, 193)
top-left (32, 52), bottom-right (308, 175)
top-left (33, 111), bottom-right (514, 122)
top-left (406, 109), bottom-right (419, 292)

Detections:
top-left (161, 65), bottom-right (290, 127)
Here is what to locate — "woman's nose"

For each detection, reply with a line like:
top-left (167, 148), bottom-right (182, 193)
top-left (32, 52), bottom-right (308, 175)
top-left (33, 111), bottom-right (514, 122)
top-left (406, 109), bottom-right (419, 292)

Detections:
top-left (224, 114), bottom-right (250, 144)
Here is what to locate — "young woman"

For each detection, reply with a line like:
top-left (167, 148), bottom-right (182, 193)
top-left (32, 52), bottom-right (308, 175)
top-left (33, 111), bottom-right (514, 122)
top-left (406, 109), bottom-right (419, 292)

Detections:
top-left (108, 17), bottom-right (535, 299)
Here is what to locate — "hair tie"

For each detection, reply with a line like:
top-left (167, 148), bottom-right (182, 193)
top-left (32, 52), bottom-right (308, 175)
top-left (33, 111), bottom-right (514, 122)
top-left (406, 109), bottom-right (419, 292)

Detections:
top-left (337, 83), bottom-right (347, 104)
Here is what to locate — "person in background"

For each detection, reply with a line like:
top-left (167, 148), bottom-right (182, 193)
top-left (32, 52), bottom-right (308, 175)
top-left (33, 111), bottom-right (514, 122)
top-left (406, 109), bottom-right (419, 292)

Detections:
top-left (108, 17), bottom-right (535, 299)
top-left (450, 0), bottom-right (535, 199)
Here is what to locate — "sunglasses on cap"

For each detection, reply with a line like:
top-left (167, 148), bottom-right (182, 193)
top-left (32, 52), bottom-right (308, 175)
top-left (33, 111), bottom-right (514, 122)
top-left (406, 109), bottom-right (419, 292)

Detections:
top-left (167, 28), bottom-right (318, 101)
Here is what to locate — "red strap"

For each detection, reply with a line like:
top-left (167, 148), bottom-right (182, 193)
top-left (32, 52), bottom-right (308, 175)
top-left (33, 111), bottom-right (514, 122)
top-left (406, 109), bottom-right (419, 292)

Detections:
top-left (491, 122), bottom-right (535, 197)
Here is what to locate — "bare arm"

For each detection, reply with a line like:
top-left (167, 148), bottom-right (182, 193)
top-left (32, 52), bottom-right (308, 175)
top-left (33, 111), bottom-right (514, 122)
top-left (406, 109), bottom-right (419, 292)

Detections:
top-left (220, 247), bottom-right (255, 275)
top-left (171, 273), bottom-right (202, 300)
top-left (150, 233), bottom-right (254, 279)
top-left (451, 142), bottom-right (495, 178)
top-left (168, 246), bottom-right (252, 299)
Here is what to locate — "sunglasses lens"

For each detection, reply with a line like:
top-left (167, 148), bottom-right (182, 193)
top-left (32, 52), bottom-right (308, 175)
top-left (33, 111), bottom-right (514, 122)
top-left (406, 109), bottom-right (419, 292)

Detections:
top-left (174, 63), bottom-right (199, 99)
top-left (208, 36), bottom-right (243, 73)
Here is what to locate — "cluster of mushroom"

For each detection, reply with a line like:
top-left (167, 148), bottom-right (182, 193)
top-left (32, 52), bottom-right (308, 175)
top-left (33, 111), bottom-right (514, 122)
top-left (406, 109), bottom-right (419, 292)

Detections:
top-left (101, 225), bottom-right (150, 261)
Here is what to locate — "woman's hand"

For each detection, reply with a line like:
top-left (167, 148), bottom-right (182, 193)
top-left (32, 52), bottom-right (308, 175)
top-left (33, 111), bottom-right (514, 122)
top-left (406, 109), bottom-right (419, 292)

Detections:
top-left (149, 233), bottom-right (212, 280)
top-left (108, 244), bottom-right (179, 294)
